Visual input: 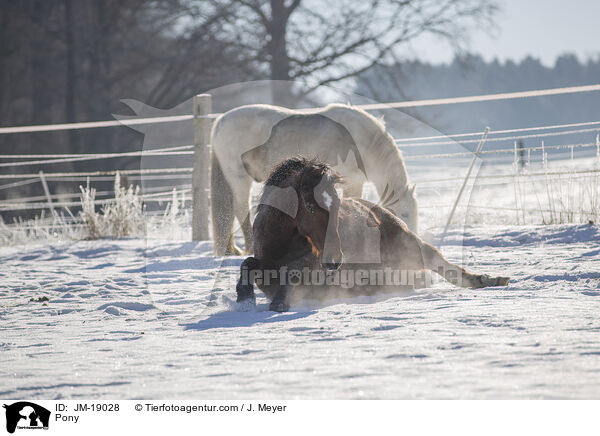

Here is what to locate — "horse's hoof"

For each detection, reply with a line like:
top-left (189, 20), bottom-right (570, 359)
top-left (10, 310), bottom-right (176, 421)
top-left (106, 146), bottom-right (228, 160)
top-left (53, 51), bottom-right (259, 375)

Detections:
top-left (478, 275), bottom-right (510, 287)
top-left (236, 297), bottom-right (256, 312)
top-left (496, 276), bottom-right (510, 286)
top-left (269, 301), bottom-right (290, 312)
top-left (225, 245), bottom-right (243, 256)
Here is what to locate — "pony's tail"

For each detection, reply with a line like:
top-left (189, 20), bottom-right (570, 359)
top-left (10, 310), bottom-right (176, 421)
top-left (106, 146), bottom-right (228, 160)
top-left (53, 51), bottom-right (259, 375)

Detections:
top-left (211, 152), bottom-right (236, 255)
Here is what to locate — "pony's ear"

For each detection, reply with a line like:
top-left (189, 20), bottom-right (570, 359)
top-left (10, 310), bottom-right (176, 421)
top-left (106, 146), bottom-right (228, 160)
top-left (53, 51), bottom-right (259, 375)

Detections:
top-left (409, 184), bottom-right (416, 195)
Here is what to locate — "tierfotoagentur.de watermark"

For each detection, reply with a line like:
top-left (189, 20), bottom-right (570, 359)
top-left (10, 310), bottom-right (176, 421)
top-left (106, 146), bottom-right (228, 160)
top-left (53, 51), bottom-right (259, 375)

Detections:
top-left (239, 265), bottom-right (465, 289)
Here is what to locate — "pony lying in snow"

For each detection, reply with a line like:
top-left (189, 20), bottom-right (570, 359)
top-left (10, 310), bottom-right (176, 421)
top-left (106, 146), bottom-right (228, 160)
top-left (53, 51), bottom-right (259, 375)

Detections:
top-left (236, 157), bottom-right (509, 312)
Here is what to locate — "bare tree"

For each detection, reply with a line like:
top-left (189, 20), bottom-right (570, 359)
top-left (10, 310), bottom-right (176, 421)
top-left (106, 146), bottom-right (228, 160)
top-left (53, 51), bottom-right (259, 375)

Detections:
top-left (143, 0), bottom-right (256, 108)
top-left (0, 0), bottom-right (258, 217)
top-left (216, 0), bottom-right (497, 102)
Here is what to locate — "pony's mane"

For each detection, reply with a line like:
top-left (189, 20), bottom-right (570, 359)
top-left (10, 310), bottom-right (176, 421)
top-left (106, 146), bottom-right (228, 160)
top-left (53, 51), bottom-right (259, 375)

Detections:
top-left (265, 156), bottom-right (341, 188)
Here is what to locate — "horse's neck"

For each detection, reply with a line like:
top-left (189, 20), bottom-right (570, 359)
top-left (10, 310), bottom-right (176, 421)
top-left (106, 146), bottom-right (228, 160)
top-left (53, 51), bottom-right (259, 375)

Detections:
top-left (361, 132), bottom-right (409, 194)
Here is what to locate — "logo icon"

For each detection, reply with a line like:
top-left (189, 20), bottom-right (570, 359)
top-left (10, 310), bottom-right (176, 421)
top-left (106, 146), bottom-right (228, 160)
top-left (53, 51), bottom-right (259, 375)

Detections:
top-left (3, 402), bottom-right (50, 434)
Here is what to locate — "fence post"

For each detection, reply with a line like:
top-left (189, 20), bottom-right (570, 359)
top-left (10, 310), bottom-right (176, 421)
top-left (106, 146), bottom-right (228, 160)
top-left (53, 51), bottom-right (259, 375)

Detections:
top-left (518, 140), bottom-right (525, 169)
top-left (39, 170), bottom-right (56, 217)
top-left (442, 127), bottom-right (489, 238)
top-left (512, 141), bottom-right (521, 225)
top-left (192, 94), bottom-right (212, 241)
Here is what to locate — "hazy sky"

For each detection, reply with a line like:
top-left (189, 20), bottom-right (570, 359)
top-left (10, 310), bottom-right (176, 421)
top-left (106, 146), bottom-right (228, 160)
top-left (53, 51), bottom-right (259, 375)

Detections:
top-left (412, 0), bottom-right (600, 66)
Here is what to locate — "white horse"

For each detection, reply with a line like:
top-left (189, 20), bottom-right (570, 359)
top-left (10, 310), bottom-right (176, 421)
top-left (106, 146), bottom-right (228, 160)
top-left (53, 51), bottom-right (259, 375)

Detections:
top-left (210, 103), bottom-right (417, 256)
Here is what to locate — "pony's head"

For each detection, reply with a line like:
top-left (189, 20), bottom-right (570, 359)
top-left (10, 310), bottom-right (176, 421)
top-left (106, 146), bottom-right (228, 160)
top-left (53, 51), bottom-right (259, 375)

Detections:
top-left (378, 182), bottom-right (418, 233)
top-left (266, 157), bottom-right (344, 270)
top-left (395, 184), bottom-right (418, 233)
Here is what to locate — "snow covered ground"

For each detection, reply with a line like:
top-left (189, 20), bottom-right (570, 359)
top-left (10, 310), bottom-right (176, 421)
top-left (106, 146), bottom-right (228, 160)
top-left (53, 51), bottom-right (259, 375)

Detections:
top-left (2, 223), bottom-right (600, 399)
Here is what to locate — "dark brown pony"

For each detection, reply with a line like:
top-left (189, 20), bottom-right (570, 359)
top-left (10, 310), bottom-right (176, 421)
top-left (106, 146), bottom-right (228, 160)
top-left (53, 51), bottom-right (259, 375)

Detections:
top-left (236, 157), bottom-right (509, 312)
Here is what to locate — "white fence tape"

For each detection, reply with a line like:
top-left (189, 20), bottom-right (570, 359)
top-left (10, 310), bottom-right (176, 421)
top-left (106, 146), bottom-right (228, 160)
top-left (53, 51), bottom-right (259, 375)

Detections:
top-left (396, 119), bottom-right (600, 142)
top-left (398, 127), bottom-right (600, 148)
top-left (358, 83), bottom-right (600, 110)
top-left (1, 83), bottom-right (599, 135)
top-left (0, 115), bottom-right (198, 134)
top-left (414, 168), bottom-right (600, 184)
top-left (419, 203), bottom-right (598, 216)
top-left (405, 141), bottom-right (597, 160)
top-left (0, 145), bottom-right (194, 167)
top-left (0, 144), bottom-right (193, 159)
top-left (0, 194), bottom-right (192, 211)
top-left (0, 167), bottom-right (192, 180)
top-left (0, 184), bottom-right (192, 205)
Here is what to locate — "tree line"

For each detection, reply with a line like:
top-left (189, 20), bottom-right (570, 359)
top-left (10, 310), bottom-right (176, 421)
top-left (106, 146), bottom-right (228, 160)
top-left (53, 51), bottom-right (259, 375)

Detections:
top-left (356, 53), bottom-right (600, 136)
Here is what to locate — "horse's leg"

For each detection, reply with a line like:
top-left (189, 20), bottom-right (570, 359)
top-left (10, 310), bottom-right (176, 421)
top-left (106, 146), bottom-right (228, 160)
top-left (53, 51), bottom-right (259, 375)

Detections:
top-left (419, 242), bottom-right (510, 288)
top-left (236, 256), bottom-right (260, 303)
top-left (269, 286), bottom-right (290, 312)
top-left (268, 252), bottom-right (318, 312)
top-left (232, 183), bottom-right (253, 254)
top-left (239, 213), bottom-right (253, 255)
top-left (225, 234), bottom-right (241, 256)
top-left (236, 257), bottom-right (290, 312)
top-left (211, 153), bottom-right (241, 256)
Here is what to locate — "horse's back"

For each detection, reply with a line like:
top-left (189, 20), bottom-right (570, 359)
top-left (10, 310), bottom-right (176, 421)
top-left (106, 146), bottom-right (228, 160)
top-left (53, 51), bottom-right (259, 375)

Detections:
top-left (213, 103), bottom-right (381, 140)
top-left (317, 104), bottom-right (386, 145)
top-left (211, 104), bottom-right (294, 154)
top-left (212, 103), bottom-right (387, 160)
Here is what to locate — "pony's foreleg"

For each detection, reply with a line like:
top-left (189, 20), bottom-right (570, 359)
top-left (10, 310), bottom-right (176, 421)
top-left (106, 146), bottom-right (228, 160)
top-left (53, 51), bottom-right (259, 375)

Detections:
top-left (269, 286), bottom-right (290, 313)
top-left (236, 257), bottom-right (290, 311)
top-left (419, 242), bottom-right (510, 288)
top-left (236, 257), bottom-right (260, 304)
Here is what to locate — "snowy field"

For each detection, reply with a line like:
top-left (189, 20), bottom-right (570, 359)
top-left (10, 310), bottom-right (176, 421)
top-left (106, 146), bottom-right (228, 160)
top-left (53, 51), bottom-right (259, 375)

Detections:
top-left (2, 222), bottom-right (600, 399)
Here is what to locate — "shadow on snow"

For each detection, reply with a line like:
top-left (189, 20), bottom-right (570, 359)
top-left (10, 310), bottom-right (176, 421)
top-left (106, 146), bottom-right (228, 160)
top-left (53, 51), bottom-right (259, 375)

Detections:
top-left (182, 308), bottom-right (317, 331)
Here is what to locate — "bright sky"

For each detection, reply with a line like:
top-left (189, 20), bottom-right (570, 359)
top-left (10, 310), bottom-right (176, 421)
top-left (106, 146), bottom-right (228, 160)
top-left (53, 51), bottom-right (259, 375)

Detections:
top-left (412, 0), bottom-right (600, 66)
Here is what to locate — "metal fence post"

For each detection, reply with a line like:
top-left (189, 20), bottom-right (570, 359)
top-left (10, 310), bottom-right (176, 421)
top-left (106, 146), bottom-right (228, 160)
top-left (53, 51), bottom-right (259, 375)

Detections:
top-left (192, 94), bottom-right (212, 241)
top-left (39, 170), bottom-right (56, 217)
top-left (442, 127), bottom-right (489, 238)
